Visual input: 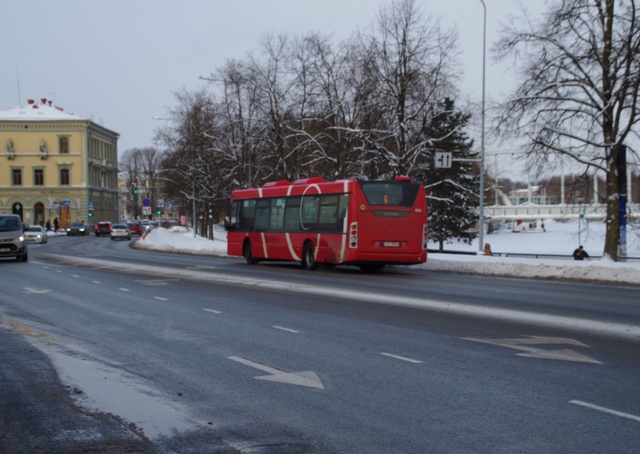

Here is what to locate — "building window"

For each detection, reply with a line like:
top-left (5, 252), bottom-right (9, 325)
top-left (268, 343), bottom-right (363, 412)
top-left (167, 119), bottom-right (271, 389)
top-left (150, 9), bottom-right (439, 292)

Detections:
top-left (34, 169), bottom-right (44, 186)
top-left (12, 168), bottom-right (22, 186)
top-left (60, 168), bottom-right (70, 185)
top-left (59, 137), bottom-right (69, 154)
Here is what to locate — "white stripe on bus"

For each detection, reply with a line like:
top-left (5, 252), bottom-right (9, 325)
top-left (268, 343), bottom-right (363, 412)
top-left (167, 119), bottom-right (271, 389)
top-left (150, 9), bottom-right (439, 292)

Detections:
top-left (260, 232), bottom-right (268, 258)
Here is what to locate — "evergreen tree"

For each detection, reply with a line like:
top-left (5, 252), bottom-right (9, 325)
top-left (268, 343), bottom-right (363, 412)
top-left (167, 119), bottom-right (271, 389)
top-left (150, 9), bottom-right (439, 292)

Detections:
top-left (423, 98), bottom-right (478, 252)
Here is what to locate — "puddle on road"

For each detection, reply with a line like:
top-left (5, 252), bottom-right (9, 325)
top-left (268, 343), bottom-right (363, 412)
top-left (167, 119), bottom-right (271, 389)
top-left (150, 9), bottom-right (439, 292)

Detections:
top-left (42, 344), bottom-right (196, 439)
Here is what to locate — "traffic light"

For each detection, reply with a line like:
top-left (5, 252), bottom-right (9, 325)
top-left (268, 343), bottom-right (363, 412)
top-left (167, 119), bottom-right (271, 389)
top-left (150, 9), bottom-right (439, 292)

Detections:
top-left (88, 210), bottom-right (93, 218)
top-left (132, 183), bottom-right (138, 195)
top-left (156, 207), bottom-right (162, 215)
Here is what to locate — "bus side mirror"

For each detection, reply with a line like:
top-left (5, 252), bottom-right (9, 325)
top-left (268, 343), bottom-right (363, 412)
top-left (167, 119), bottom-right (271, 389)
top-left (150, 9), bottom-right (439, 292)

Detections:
top-left (224, 216), bottom-right (231, 229)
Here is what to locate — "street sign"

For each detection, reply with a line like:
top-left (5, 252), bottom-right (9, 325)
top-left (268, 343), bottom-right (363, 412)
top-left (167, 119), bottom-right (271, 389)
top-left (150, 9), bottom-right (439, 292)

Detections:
top-left (88, 202), bottom-right (94, 210)
top-left (434, 152), bottom-right (452, 169)
top-left (143, 198), bottom-right (151, 207)
top-left (142, 206), bottom-right (151, 215)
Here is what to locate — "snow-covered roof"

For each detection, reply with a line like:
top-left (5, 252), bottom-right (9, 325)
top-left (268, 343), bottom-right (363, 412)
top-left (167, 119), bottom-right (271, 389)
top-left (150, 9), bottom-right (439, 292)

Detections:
top-left (0, 98), bottom-right (85, 121)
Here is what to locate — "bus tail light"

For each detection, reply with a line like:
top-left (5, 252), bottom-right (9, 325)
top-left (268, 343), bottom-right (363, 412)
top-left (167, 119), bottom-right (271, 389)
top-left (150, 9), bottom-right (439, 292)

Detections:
top-left (422, 224), bottom-right (428, 250)
top-left (349, 222), bottom-right (358, 248)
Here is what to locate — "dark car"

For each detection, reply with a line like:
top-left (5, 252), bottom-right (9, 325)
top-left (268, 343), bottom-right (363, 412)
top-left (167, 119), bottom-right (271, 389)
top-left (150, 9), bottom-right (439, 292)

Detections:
top-left (66, 222), bottom-right (89, 236)
top-left (95, 221), bottom-right (112, 236)
top-left (127, 222), bottom-right (143, 236)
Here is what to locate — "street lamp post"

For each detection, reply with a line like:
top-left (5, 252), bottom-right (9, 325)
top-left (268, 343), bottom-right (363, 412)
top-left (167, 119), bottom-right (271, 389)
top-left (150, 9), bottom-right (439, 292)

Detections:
top-left (478, 0), bottom-right (487, 254)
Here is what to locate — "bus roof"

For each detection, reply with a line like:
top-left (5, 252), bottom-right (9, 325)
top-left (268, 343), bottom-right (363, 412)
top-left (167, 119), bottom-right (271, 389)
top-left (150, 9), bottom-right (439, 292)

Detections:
top-left (230, 176), bottom-right (418, 200)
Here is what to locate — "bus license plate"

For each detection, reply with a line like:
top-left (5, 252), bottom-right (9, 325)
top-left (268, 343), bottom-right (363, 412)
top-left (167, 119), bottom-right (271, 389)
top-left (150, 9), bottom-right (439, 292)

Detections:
top-left (382, 242), bottom-right (400, 247)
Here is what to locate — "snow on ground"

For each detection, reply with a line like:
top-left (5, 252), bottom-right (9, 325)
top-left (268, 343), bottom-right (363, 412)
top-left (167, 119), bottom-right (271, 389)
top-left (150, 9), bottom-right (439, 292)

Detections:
top-left (133, 219), bottom-right (640, 286)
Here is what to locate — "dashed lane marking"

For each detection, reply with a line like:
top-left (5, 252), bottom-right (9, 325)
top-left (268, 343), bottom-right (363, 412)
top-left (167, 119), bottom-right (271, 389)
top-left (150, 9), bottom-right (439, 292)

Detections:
top-left (570, 400), bottom-right (640, 423)
top-left (380, 352), bottom-right (423, 364)
top-left (273, 326), bottom-right (299, 333)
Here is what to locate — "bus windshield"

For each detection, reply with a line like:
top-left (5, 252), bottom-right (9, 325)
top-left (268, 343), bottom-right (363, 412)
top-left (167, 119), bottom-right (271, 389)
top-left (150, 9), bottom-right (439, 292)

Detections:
top-left (358, 181), bottom-right (421, 207)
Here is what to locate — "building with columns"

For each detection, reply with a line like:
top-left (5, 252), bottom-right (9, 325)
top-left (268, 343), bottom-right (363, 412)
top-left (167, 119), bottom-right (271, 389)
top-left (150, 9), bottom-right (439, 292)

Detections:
top-left (0, 98), bottom-right (119, 229)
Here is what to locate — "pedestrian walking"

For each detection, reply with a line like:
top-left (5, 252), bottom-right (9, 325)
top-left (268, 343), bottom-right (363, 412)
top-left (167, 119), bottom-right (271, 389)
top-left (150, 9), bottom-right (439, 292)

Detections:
top-left (573, 245), bottom-right (589, 260)
top-left (53, 218), bottom-right (59, 233)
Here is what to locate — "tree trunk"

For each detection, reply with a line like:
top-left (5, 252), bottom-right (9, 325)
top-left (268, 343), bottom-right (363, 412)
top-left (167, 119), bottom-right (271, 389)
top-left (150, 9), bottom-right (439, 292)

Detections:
top-left (603, 156), bottom-right (620, 260)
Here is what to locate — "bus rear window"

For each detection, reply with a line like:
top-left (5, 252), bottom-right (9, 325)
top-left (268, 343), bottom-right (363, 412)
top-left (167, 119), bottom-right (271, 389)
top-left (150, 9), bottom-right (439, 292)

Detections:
top-left (358, 181), bottom-right (420, 207)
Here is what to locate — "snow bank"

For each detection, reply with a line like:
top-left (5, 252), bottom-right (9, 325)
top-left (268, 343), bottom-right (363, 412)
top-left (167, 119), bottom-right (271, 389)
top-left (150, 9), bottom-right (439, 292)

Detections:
top-left (134, 225), bottom-right (640, 286)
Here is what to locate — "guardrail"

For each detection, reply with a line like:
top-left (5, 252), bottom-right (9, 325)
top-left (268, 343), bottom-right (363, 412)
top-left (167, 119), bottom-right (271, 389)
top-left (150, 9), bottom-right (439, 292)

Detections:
top-left (427, 249), bottom-right (640, 262)
top-left (484, 203), bottom-right (640, 221)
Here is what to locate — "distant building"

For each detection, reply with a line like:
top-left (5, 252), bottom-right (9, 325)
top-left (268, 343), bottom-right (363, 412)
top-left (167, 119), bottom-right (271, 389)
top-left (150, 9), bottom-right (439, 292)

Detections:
top-left (0, 98), bottom-right (119, 229)
top-left (508, 186), bottom-right (557, 205)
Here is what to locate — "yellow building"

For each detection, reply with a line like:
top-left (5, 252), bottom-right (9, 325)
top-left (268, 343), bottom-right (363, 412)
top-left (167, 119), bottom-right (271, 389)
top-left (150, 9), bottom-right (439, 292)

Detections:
top-left (0, 98), bottom-right (119, 229)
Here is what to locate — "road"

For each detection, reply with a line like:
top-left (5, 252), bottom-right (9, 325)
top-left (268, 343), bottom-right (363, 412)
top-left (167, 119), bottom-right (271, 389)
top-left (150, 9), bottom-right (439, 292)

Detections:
top-left (1, 234), bottom-right (639, 453)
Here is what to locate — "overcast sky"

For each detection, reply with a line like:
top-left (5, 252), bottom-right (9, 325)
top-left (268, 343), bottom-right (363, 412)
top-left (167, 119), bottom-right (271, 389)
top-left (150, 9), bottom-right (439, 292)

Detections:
top-left (1, 0), bottom-right (546, 160)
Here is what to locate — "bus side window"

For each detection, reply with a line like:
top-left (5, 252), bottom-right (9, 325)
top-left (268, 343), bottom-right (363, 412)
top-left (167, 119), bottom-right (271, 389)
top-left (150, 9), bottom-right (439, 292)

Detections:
top-left (301, 196), bottom-right (319, 230)
top-left (240, 200), bottom-right (256, 231)
top-left (254, 199), bottom-right (270, 231)
top-left (270, 198), bottom-right (286, 231)
top-left (284, 197), bottom-right (301, 231)
top-left (227, 202), bottom-right (240, 230)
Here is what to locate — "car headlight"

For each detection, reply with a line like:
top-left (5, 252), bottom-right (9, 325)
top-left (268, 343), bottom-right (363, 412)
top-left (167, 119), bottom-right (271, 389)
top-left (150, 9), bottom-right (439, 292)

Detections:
top-left (18, 235), bottom-right (25, 242)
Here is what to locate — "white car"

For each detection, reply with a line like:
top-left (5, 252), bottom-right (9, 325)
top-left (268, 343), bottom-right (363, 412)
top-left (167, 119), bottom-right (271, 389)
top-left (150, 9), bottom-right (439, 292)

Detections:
top-left (110, 223), bottom-right (131, 241)
top-left (24, 225), bottom-right (48, 244)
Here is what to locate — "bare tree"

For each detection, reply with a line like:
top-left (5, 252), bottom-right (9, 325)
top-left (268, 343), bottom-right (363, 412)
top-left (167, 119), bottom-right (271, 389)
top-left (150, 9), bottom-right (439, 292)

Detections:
top-left (352, 0), bottom-right (459, 179)
top-left (495, 0), bottom-right (640, 260)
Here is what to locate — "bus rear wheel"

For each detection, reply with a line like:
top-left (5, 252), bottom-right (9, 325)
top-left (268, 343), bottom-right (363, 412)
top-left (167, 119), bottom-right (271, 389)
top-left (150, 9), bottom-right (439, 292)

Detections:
top-left (302, 242), bottom-right (317, 270)
top-left (243, 240), bottom-right (258, 265)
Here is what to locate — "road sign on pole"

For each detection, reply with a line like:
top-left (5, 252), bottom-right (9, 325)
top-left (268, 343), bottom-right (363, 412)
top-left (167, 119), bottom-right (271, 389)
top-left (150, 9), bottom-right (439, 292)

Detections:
top-left (434, 152), bottom-right (452, 169)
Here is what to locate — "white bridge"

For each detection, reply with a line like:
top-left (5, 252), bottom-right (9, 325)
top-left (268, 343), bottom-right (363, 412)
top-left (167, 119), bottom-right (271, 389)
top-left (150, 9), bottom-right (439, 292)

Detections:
top-left (485, 203), bottom-right (640, 221)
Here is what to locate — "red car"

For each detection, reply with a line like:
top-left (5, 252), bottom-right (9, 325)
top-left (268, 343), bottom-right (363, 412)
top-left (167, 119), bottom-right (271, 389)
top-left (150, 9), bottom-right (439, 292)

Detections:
top-left (127, 222), bottom-right (143, 235)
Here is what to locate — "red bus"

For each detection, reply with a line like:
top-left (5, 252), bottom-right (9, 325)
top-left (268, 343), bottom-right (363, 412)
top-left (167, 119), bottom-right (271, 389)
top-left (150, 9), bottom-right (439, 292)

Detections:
top-left (226, 176), bottom-right (427, 271)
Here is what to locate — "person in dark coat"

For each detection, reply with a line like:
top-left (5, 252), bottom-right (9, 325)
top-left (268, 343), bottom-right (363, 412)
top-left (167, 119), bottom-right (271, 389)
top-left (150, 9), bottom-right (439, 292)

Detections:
top-left (53, 218), bottom-right (59, 233)
top-left (573, 245), bottom-right (589, 260)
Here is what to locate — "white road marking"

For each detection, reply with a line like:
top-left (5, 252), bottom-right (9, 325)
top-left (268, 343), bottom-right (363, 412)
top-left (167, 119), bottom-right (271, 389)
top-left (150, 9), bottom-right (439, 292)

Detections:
top-left (273, 325), bottom-right (299, 333)
top-left (135, 279), bottom-right (179, 286)
top-left (154, 296), bottom-right (168, 301)
top-left (228, 356), bottom-right (324, 389)
top-left (72, 275), bottom-right (80, 278)
top-left (464, 335), bottom-right (602, 364)
top-left (570, 400), bottom-right (640, 423)
top-left (203, 309), bottom-right (221, 314)
top-left (23, 287), bottom-right (52, 294)
top-left (380, 352), bottom-right (423, 364)
top-left (119, 288), bottom-right (130, 292)
top-left (92, 281), bottom-right (100, 284)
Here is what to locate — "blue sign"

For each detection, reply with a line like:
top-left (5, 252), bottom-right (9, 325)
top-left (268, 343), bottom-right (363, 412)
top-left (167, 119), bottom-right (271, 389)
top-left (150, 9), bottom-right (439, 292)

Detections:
top-left (88, 202), bottom-right (94, 210)
top-left (143, 198), bottom-right (151, 207)
top-left (63, 200), bottom-right (71, 208)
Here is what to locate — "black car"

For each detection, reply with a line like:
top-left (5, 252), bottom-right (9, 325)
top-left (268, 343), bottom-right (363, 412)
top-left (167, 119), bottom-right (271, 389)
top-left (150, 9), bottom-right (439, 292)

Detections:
top-left (66, 222), bottom-right (89, 236)
top-left (95, 221), bottom-right (112, 236)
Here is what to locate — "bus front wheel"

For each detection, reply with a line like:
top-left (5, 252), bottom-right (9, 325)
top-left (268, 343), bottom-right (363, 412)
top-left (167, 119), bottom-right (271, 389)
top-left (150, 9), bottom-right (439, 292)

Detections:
top-left (243, 241), bottom-right (258, 265)
top-left (302, 242), bottom-right (317, 270)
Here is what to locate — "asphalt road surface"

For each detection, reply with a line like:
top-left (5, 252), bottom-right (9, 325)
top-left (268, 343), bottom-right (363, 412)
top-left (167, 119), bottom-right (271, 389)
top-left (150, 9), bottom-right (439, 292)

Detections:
top-left (1, 234), bottom-right (639, 453)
